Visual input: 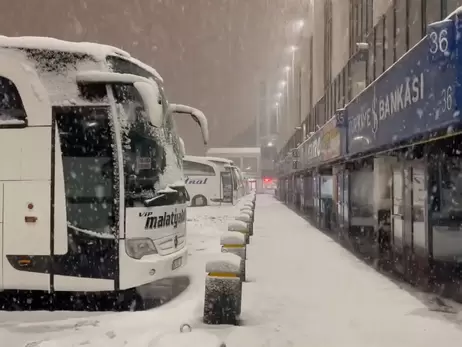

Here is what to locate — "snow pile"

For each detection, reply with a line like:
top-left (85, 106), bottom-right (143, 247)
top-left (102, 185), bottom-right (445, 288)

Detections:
top-left (4, 196), bottom-right (462, 346)
top-left (235, 214), bottom-right (250, 223)
top-left (228, 220), bottom-right (248, 232)
top-left (240, 210), bottom-right (252, 218)
top-left (240, 206), bottom-right (252, 213)
top-left (153, 330), bottom-right (222, 347)
top-left (205, 253), bottom-right (241, 274)
top-left (220, 231), bottom-right (246, 246)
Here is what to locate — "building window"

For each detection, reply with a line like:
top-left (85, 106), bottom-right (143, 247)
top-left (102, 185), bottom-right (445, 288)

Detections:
top-left (346, 62), bottom-right (352, 103)
top-left (309, 36), bottom-right (313, 112)
top-left (317, 97), bottom-right (326, 127)
top-left (339, 70), bottom-right (345, 107)
top-left (366, 30), bottom-right (375, 85)
top-left (447, 0), bottom-right (462, 14)
top-left (385, 5), bottom-right (395, 69)
top-left (358, 0), bottom-right (364, 41)
top-left (367, 0), bottom-right (373, 34)
top-left (324, 0), bottom-right (333, 87)
top-left (375, 19), bottom-right (384, 78)
top-left (314, 103), bottom-right (319, 130)
top-left (426, 0), bottom-right (442, 25)
top-left (350, 0), bottom-right (356, 55)
top-left (409, 0), bottom-right (423, 47)
top-left (395, 0), bottom-right (408, 59)
top-left (333, 77), bottom-right (339, 111)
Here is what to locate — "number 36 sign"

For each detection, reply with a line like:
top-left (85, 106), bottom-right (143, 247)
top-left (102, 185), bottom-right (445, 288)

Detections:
top-left (427, 19), bottom-right (455, 64)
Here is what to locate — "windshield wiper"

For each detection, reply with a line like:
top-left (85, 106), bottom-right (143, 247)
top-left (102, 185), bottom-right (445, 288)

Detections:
top-left (143, 188), bottom-right (179, 207)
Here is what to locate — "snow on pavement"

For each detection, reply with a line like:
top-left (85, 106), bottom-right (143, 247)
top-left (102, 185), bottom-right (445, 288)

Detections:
top-left (2, 195), bottom-right (462, 346)
top-left (0, 204), bottom-right (238, 347)
top-left (227, 195), bottom-right (462, 346)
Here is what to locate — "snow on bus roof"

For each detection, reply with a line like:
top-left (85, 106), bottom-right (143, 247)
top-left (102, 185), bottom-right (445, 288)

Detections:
top-left (0, 36), bottom-right (164, 82)
top-left (127, 56), bottom-right (163, 82)
top-left (76, 71), bottom-right (153, 84)
top-left (204, 156), bottom-right (234, 164)
top-left (184, 155), bottom-right (219, 167)
top-left (207, 147), bottom-right (261, 155)
top-left (0, 36), bottom-right (130, 58)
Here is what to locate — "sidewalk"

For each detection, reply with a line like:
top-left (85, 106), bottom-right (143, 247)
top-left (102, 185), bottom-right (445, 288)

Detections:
top-left (230, 194), bottom-right (462, 347)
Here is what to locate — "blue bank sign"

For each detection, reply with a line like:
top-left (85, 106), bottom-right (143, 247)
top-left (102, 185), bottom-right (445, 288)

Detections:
top-left (347, 18), bottom-right (461, 156)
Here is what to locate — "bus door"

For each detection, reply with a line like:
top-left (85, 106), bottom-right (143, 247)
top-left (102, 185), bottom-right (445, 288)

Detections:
top-left (0, 183), bottom-right (3, 290)
top-left (221, 170), bottom-right (233, 204)
top-left (52, 105), bottom-right (118, 292)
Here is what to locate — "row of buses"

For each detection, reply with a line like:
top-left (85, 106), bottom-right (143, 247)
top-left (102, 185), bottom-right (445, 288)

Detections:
top-left (0, 36), bottom-right (238, 300)
top-left (183, 155), bottom-right (248, 206)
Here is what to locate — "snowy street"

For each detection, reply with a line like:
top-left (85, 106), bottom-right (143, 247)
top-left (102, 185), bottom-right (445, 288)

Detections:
top-left (2, 195), bottom-right (462, 346)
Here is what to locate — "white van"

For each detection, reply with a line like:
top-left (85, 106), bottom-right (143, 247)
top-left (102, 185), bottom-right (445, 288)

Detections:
top-left (183, 155), bottom-right (223, 207)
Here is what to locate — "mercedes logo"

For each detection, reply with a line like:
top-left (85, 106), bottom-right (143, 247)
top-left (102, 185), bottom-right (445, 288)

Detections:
top-left (173, 235), bottom-right (179, 248)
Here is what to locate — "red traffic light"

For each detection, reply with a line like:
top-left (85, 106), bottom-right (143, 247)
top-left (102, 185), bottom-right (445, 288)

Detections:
top-left (263, 177), bottom-right (272, 183)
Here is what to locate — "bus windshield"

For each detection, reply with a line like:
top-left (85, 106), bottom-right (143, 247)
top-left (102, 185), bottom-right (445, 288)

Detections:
top-left (112, 84), bottom-right (167, 206)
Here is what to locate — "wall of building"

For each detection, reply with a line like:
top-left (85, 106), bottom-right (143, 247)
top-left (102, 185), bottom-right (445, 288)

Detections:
top-left (277, 0), bottom-right (462, 160)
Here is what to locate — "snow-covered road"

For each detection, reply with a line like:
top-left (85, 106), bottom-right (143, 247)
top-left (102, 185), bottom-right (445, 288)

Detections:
top-left (2, 195), bottom-right (462, 346)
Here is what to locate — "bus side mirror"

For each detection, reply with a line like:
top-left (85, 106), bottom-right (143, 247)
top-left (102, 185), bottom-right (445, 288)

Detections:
top-left (133, 81), bottom-right (163, 128)
top-left (168, 104), bottom-right (209, 145)
top-left (178, 137), bottom-right (186, 157)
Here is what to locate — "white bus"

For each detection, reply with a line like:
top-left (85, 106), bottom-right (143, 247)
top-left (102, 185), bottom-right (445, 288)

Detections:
top-left (0, 36), bottom-right (208, 295)
top-left (183, 155), bottom-right (223, 207)
top-left (205, 157), bottom-right (244, 202)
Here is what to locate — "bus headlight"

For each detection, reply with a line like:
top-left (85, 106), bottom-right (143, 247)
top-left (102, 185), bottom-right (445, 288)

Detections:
top-left (126, 238), bottom-right (158, 259)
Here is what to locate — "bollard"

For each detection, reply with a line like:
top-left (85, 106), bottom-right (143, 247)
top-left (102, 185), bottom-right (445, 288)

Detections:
top-left (235, 213), bottom-right (252, 239)
top-left (229, 219), bottom-right (250, 244)
top-left (239, 210), bottom-right (253, 236)
top-left (204, 253), bottom-right (242, 325)
top-left (220, 231), bottom-right (247, 280)
top-left (240, 207), bottom-right (253, 220)
top-left (243, 202), bottom-right (254, 211)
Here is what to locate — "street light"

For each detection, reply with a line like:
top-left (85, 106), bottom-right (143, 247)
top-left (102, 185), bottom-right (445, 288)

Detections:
top-left (267, 141), bottom-right (273, 147)
top-left (294, 19), bottom-right (305, 32)
top-left (288, 45), bottom-right (298, 53)
top-left (279, 80), bottom-right (287, 88)
top-left (283, 65), bottom-right (291, 73)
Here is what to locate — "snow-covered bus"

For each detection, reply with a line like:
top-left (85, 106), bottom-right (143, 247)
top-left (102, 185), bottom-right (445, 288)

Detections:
top-left (205, 157), bottom-right (245, 202)
top-left (183, 155), bottom-right (223, 207)
top-left (0, 36), bottom-right (208, 294)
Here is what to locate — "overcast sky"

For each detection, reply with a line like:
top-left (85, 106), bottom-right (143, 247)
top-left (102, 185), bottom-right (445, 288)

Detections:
top-left (0, 0), bottom-right (308, 154)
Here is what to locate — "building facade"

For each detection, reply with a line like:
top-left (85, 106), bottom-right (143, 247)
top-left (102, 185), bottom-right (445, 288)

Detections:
top-left (275, 0), bottom-right (462, 299)
top-left (277, 0), bottom-right (462, 159)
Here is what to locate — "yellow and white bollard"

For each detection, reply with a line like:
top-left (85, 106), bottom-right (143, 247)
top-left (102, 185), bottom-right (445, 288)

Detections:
top-left (235, 213), bottom-right (252, 240)
top-left (239, 210), bottom-right (254, 235)
top-left (243, 201), bottom-right (254, 212)
top-left (228, 219), bottom-right (250, 244)
top-left (203, 253), bottom-right (242, 325)
top-left (220, 231), bottom-right (247, 281)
